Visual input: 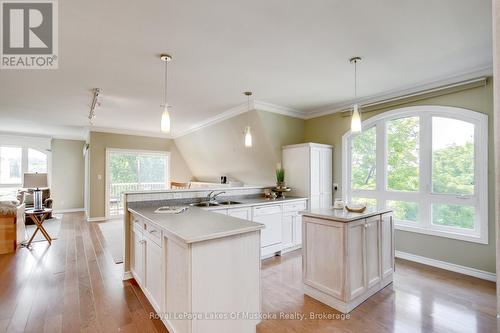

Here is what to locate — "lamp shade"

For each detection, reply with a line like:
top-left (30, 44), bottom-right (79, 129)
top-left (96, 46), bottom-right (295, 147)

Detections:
top-left (351, 104), bottom-right (362, 133)
top-left (161, 107), bottom-right (171, 133)
top-left (23, 173), bottom-right (48, 188)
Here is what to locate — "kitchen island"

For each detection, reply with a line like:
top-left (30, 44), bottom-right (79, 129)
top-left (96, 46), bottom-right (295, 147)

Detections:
top-left (126, 204), bottom-right (264, 333)
top-left (301, 208), bottom-right (394, 313)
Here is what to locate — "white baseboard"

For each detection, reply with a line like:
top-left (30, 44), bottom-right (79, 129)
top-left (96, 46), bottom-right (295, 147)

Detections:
top-left (53, 208), bottom-right (85, 214)
top-left (123, 271), bottom-right (133, 281)
top-left (395, 250), bottom-right (496, 282)
top-left (87, 216), bottom-right (107, 222)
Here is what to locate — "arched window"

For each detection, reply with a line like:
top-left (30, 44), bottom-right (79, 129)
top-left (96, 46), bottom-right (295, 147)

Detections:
top-left (342, 106), bottom-right (488, 243)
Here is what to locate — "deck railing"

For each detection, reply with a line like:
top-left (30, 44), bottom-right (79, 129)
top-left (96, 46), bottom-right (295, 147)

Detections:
top-left (109, 182), bottom-right (166, 216)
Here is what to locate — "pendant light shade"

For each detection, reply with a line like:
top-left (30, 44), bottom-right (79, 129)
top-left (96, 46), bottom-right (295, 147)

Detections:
top-left (243, 91), bottom-right (253, 148)
top-left (160, 54), bottom-right (172, 134)
top-left (349, 57), bottom-right (362, 133)
top-left (161, 106), bottom-right (171, 133)
top-left (244, 126), bottom-right (253, 147)
top-left (351, 104), bottom-right (361, 133)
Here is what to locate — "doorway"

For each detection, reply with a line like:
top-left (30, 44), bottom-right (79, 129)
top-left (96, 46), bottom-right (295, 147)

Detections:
top-left (105, 149), bottom-right (170, 217)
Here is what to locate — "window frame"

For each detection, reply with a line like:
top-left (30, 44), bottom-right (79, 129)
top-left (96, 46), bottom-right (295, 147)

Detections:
top-left (342, 106), bottom-right (488, 244)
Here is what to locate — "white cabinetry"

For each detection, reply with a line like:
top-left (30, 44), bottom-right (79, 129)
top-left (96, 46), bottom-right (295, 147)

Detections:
top-left (283, 143), bottom-right (333, 210)
top-left (252, 205), bottom-right (282, 257)
top-left (129, 216), bottom-right (164, 313)
top-left (227, 207), bottom-right (251, 220)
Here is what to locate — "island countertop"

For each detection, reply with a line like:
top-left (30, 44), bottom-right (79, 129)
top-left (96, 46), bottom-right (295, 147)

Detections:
top-left (128, 205), bottom-right (265, 244)
top-left (301, 207), bottom-right (392, 222)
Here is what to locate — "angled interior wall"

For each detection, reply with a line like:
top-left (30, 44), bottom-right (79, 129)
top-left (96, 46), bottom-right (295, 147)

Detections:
top-left (174, 110), bottom-right (305, 185)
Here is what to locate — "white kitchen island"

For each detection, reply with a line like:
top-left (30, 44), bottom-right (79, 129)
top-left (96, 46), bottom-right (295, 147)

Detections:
top-left (301, 208), bottom-right (394, 313)
top-left (125, 205), bottom-right (264, 333)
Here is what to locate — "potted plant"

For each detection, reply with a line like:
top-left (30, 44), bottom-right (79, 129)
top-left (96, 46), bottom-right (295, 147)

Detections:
top-left (276, 165), bottom-right (286, 189)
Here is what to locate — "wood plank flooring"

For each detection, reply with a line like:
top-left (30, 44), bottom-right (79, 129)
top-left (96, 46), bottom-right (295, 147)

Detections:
top-left (0, 212), bottom-right (496, 333)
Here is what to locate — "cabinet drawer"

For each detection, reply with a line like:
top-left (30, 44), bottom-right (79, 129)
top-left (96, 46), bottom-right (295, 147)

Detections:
top-left (283, 201), bottom-right (307, 213)
top-left (253, 205), bottom-right (281, 217)
top-left (130, 213), bottom-right (146, 229)
top-left (144, 222), bottom-right (162, 247)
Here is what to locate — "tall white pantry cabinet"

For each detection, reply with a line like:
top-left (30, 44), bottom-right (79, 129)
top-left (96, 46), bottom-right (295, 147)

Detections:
top-left (282, 143), bottom-right (333, 210)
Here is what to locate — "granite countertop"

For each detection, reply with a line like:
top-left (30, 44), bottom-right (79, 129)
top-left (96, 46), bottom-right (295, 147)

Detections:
top-left (127, 196), bottom-right (308, 244)
top-left (301, 207), bottom-right (393, 222)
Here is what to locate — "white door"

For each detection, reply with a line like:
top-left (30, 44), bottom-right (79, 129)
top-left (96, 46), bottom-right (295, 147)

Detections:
top-left (292, 213), bottom-right (302, 246)
top-left (319, 148), bottom-right (332, 208)
top-left (253, 205), bottom-right (282, 248)
top-left (145, 238), bottom-right (163, 311)
top-left (131, 224), bottom-right (144, 286)
top-left (310, 148), bottom-right (321, 209)
top-left (282, 213), bottom-right (294, 249)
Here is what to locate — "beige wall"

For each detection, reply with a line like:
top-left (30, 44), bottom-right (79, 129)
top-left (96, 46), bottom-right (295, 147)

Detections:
top-left (304, 78), bottom-right (495, 273)
top-left (174, 110), bottom-right (305, 185)
top-left (88, 132), bottom-right (192, 218)
top-left (51, 139), bottom-right (85, 210)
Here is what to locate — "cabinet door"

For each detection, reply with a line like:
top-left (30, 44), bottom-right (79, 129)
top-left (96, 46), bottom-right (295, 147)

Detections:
top-left (281, 214), bottom-right (294, 249)
top-left (145, 238), bottom-right (163, 312)
top-left (365, 216), bottom-right (381, 288)
top-left (381, 213), bottom-right (394, 279)
top-left (319, 148), bottom-right (332, 208)
top-left (227, 207), bottom-right (251, 220)
top-left (131, 225), bottom-right (144, 286)
top-left (292, 213), bottom-right (302, 246)
top-left (348, 220), bottom-right (366, 299)
top-left (253, 205), bottom-right (282, 248)
top-left (310, 148), bottom-right (321, 197)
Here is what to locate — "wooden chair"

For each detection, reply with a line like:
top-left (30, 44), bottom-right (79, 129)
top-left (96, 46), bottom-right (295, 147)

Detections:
top-left (171, 181), bottom-right (191, 189)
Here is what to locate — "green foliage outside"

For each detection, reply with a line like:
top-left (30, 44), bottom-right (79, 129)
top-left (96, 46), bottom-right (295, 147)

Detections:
top-left (350, 117), bottom-right (475, 228)
top-left (110, 154), bottom-right (138, 183)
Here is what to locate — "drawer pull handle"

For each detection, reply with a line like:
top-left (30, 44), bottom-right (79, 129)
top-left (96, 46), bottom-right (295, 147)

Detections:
top-left (149, 229), bottom-right (157, 234)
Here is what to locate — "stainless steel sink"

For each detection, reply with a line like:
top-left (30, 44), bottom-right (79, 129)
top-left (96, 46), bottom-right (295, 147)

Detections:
top-left (217, 201), bottom-right (242, 205)
top-left (190, 202), bottom-right (221, 207)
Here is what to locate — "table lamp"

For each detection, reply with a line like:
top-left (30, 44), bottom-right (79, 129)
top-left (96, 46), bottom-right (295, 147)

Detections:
top-left (23, 173), bottom-right (48, 211)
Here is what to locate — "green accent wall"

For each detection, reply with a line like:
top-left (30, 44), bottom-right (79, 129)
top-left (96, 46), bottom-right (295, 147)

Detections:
top-left (304, 78), bottom-right (495, 273)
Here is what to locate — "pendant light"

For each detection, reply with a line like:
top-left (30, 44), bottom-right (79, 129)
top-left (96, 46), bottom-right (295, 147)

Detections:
top-left (160, 54), bottom-right (172, 133)
top-left (243, 91), bottom-right (253, 148)
top-left (349, 57), bottom-right (362, 133)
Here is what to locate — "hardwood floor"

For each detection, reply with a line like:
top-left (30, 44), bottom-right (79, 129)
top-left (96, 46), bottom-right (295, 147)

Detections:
top-left (0, 212), bottom-right (496, 332)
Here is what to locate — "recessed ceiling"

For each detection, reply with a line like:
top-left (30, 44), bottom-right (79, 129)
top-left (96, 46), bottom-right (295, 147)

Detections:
top-left (0, 0), bottom-right (492, 139)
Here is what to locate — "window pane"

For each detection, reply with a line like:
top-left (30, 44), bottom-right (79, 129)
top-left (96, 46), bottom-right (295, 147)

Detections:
top-left (351, 126), bottom-right (376, 190)
top-left (0, 147), bottom-right (22, 184)
top-left (28, 149), bottom-right (47, 173)
top-left (387, 200), bottom-right (418, 222)
top-left (110, 153), bottom-right (138, 184)
top-left (387, 117), bottom-right (419, 192)
top-left (138, 155), bottom-right (167, 190)
top-left (432, 204), bottom-right (474, 229)
top-left (432, 117), bottom-right (474, 195)
top-left (350, 197), bottom-right (377, 208)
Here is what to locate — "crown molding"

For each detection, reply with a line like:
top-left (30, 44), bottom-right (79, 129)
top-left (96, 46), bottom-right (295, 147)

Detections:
top-left (171, 100), bottom-right (306, 139)
top-left (305, 65), bottom-right (493, 119)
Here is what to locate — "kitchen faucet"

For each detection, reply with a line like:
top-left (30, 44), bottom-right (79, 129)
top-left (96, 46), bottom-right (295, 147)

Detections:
top-left (206, 191), bottom-right (226, 202)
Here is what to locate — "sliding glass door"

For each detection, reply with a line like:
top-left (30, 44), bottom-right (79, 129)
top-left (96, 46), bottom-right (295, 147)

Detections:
top-left (106, 149), bottom-right (169, 217)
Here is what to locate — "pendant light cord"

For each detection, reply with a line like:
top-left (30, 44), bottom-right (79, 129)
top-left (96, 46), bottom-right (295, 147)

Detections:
top-left (164, 60), bottom-right (168, 107)
top-left (354, 59), bottom-right (357, 99)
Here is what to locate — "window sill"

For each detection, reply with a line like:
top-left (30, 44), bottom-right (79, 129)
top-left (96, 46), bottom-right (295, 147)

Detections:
top-left (395, 223), bottom-right (487, 244)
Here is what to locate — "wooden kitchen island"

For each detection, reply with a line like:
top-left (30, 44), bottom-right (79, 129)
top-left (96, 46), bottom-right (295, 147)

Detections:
top-left (301, 208), bottom-right (394, 313)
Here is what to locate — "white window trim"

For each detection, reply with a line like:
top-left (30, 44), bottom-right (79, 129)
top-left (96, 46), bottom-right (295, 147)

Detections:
top-left (0, 135), bottom-right (51, 188)
top-left (342, 105), bottom-right (488, 244)
top-left (105, 148), bottom-right (171, 218)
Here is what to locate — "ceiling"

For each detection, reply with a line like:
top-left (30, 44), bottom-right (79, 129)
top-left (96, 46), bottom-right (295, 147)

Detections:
top-left (0, 0), bottom-right (492, 140)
